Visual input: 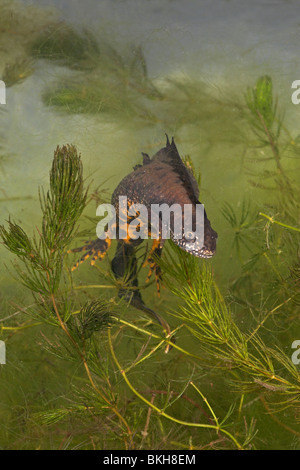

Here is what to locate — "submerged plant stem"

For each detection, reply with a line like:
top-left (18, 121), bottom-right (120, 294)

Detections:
top-left (259, 213), bottom-right (300, 232)
top-left (247, 296), bottom-right (293, 341)
top-left (49, 289), bottom-right (134, 449)
top-left (107, 329), bottom-right (243, 450)
top-left (111, 316), bottom-right (205, 361)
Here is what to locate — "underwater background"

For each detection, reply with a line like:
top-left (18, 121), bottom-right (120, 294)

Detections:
top-left (0, 0), bottom-right (300, 450)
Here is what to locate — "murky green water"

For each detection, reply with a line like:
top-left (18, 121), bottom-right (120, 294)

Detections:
top-left (1, 0), bottom-right (300, 450)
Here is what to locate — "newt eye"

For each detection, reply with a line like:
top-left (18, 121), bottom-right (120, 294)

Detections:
top-left (184, 231), bottom-right (195, 242)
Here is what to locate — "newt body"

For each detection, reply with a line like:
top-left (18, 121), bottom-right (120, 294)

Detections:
top-left (71, 136), bottom-right (217, 330)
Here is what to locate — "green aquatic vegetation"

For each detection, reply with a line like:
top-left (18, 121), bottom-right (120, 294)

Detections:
top-left (0, 144), bottom-right (135, 449)
top-left (2, 58), bottom-right (34, 88)
top-left (108, 76), bottom-right (300, 447)
top-left (244, 75), bottom-right (296, 199)
top-left (1, 3), bottom-right (300, 450)
top-left (0, 0), bottom-right (56, 86)
top-left (31, 25), bottom-right (101, 71)
top-left (219, 80), bottom-right (300, 424)
top-left (31, 25), bottom-right (162, 119)
top-left (245, 75), bottom-right (278, 131)
top-left (1, 49), bottom-right (300, 449)
top-left (159, 246), bottom-right (300, 397)
top-left (1, 82), bottom-right (300, 448)
top-left (0, 10), bottom-right (243, 133)
top-left (0, 145), bottom-right (87, 299)
top-left (154, 77), bottom-right (245, 139)
top-left (29, 18), bottom-right (242, 131)
top-left (221, 199), bottom-right (259, 263)
top-left (223, 76), bottom-right (299, 281)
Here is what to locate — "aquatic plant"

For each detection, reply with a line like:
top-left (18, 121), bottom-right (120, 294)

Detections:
top-left (31, 25), bottom-right (162, 120)
top-left (0, 0), bottom-right (56, 87)
top-left (228, 76), bottom-right (300, 292)
top-left (31, 25), bottom-right (100, 71)
top-left (1, 75), bottom-right (300, 448)
top-left (1, 6), bottom-right (300, 445)
top-left (0, 144), bottom-right (137, 449)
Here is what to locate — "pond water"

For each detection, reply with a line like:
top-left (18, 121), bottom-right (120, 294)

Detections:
top-left (1, 0), bottom-right (300, 450)
top-left (2, 0), bottom-right (300, 284)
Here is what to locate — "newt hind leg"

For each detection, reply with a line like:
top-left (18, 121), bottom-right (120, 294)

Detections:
top-left (143, 239), bottom-right (164, 296)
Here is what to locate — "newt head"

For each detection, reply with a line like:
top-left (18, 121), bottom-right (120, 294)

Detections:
top-left (171, 210), bottom-right (218, 259)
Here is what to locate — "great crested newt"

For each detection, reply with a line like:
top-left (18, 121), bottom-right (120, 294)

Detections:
top-left (70, 135), bottom-right (218, 334)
